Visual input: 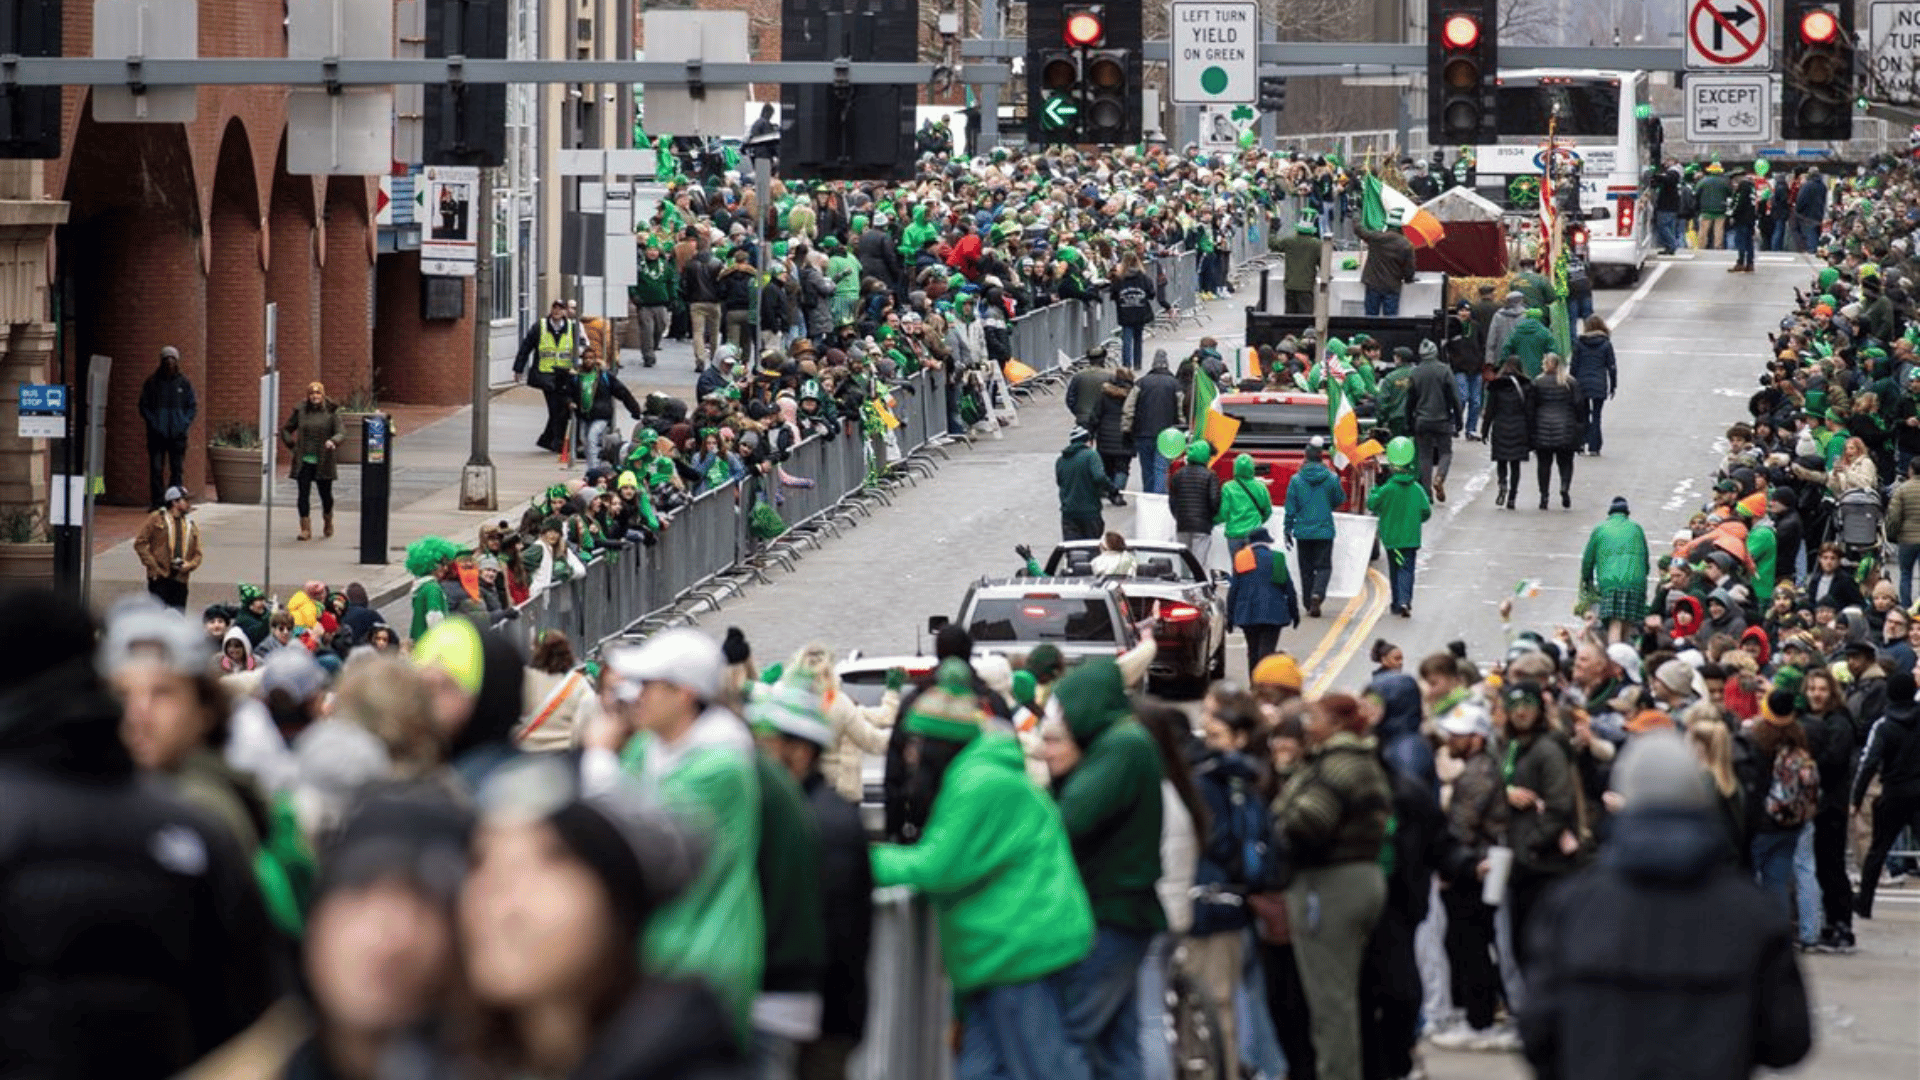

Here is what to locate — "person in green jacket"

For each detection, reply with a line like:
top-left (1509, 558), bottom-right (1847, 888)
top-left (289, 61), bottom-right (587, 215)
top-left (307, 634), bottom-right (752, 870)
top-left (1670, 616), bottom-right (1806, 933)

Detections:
top-left (1738, 500), bottom-right (1778, 607)
top-left (630, 240), bottom-right (678, 368)
top-left (899, 203), bottom-right (938, 258)
top-left (1219, 453), bottom-right (1275, 555)
top-left (610, 628), bottom-right (764, 1043)
top-left (1580, 495), bottom-right (1651, 644)
top-left (1057, 425), bottom-right (1113, 542)
top-left (823, 237), bottom-right (863, 326)
top-left (1272, 206), bottom-right (1323, 314)
top-left (869, 659), bottom-right (1095, 1078)
top-left (1502, 308), bottom-right (1555, 378)
top-left (1695, 162), bottom-right (1732, 249)
top-left (1052, 657), bottom-right (1166, 1079)
top-left (1369, 466), bottom-right (1432, 617)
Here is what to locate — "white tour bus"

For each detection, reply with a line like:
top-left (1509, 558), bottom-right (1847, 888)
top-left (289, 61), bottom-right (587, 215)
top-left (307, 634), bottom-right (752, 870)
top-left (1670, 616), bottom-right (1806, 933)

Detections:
top-left (1472, 69), bottom-right (1657, 284)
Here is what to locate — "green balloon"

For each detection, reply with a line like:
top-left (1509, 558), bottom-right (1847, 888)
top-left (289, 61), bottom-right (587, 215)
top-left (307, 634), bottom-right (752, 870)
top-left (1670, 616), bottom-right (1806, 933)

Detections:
top-left (1753, 158), bottom-right (1771, 177)
top-left (1386, 436), bottom-right (1415, 467)
top-left (1157, 427), bottom-right (1189, 459)
top-left (1238, 129), bottom-right (1256, 149)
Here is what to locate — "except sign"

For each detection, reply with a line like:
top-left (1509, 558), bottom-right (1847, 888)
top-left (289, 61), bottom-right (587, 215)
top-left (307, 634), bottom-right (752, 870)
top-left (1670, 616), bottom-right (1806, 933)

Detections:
top-left (1169, 1), bottom-right (1259, 105)
top-left (1686, 0), bottom-right (1773, 70)
top-left (1870, 3), bottom-right (1920, 107)
top-left (1685, 73), bottom-right (1774, 141)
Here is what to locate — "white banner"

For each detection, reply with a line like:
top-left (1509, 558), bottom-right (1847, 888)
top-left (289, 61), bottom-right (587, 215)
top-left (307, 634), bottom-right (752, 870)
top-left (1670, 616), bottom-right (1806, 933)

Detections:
top-left (1132, 494), bottom-right (1378, 597)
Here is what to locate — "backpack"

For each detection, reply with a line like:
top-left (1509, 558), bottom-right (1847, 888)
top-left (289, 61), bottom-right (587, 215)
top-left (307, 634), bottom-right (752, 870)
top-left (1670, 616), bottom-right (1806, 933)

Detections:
top-left (1678, 182), bottom-right (1700, 218)
top-left (1765, 746), bottom-right (1821, 828)
top-left (1223, 776), bottom-right (1277, 890)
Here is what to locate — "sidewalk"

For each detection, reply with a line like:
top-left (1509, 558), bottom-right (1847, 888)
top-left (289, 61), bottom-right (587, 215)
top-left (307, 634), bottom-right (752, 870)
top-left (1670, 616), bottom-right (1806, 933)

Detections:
top-left (91, 343), bottom-right (701, 616)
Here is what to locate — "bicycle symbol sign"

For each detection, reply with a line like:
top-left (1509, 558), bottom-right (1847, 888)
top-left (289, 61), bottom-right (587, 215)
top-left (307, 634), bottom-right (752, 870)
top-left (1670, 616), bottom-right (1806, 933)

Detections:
top-left (1686, 0), bottom-right (1772, 70)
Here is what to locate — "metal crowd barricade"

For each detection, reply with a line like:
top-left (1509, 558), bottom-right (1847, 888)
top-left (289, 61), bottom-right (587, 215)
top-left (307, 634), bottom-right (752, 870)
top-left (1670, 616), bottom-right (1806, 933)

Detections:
top-left (854, 891), bottom-right (952, 1080)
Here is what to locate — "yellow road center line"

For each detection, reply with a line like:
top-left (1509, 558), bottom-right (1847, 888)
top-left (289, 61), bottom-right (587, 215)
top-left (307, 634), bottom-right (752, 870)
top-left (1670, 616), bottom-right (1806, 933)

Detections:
top-left (1308, 568), bottom-right (1392, 698)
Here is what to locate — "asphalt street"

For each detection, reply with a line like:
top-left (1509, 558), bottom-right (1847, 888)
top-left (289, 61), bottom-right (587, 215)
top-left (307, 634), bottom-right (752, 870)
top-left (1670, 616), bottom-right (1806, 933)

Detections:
top-left (686, 249), bottom-right (1919, 1079)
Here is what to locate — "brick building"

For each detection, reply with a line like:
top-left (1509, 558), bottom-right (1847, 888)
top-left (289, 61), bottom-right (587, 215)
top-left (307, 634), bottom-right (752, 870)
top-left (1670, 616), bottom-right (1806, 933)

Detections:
top-left (0, 0), bottom-right (474, 517)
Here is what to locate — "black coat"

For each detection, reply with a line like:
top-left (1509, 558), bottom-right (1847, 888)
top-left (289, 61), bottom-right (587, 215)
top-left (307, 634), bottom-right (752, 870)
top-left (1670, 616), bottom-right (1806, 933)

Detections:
top-left (568, 980), bottom-right (750, 1080)
top-left (1520, 809), bottom-right (1811, 1080)
top-left (0, 681), bottom-right (280, 1079)
top-left (1092, 380), bottom-right (1134, 457)
top-left (1854, 701), bottom-right (1920, 804)
top-left (1528, 376), bottom-right (1584, 452)
top-left (1111, 271), bottom-right (1157, 328)
top-left (1769, 507), bottom-right (1803, 583)
top-left (1129, 368), bottom-right (1184, 441)
top-left (1482, 372), bottom-right (1533, 462)
top-left (1569, 333), bottom-right (1617, 399)
top-left (855, 228), bottom-right (903, 288)
top-left (1168, 459), bottom-right (1223, 534)
top-left (1802, 708), bottom-right (1856, 814)
top-left (805, 773), bottom-right (872, 1040)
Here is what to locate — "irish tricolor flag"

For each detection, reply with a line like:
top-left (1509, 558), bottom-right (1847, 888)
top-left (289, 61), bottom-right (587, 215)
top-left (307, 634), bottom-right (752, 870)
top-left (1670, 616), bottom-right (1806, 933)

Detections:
top-left (1327, 376), bottom-right (1383, 470)
top-left (1360, 173), bottom-right (1446, 249)
top-left (1191, 367), bottom-right (1241, 464)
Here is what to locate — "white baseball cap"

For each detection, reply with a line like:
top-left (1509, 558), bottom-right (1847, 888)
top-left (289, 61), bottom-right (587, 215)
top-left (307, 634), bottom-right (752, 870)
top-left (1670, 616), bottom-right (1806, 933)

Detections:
top-left (606, 628), bottom-right (724, 702)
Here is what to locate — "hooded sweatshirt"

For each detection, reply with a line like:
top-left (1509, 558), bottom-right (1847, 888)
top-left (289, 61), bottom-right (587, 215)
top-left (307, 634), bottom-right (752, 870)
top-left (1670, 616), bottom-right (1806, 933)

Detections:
top-left (1053, 658), bottom-right (1168, 933)
top-left (872, 727), bottom-right (1094, 994)
top-left (1367, 471), bottom-right (1432, 550)
top-left (1055, 438), bottom-right (1110, 519)
top-left (1367, 672), bottom-right (1439, 800)
top-left (1282, 459), bottom-right (1344, 541)
top-left (1217, 454), bottom-right (1274, 539)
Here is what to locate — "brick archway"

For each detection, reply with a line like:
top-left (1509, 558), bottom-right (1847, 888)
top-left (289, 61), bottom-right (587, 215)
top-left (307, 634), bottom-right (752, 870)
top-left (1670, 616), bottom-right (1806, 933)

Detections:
top-left (206, 118), bottom-right (266, 441)
top-left (265, 137), bottom-right (319, 421)
top-left (320, 177), bottom-right (373, 397)
top-left (58, 101), bottom-right (205, 506)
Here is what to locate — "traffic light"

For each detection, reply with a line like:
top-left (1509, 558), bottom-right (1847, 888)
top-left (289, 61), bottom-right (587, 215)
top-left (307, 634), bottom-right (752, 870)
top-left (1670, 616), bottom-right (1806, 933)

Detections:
top-left (781, 1), bottom-right (917, 181)
top-left (1259, 76), bottom-right (1289, 115)
top-left (0, 0), bottom-right (60, 159)
top-left (1426, 0), bottom-right (1497, 147)
top-left (1782, 0), bottom-right (1854, 141)
top-left (425, 0), bottom-right (508, 167)
top-left (1026, 4), bottom-right (1141, 145)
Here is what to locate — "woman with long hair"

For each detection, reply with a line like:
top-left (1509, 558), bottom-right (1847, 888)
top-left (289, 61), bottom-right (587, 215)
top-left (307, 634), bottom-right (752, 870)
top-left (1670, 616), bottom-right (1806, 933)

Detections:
top-left (1739, 690), bottom-right (1822, 948)
top-left (1569, 314), bottom-right (1618, 455)
top-left (1481, 356), bottom-right (1532, 510)
top-left (1526, 353), bottom-right (1583, 510)
top-left (1499, 680), bottom-right (1581, 970)
top-left (1687, 713), bottom-right (1747, 865)
top-left (460, 758), bottom-right (744, 1078)
top-left (281, 381), bottom-right (343, 542)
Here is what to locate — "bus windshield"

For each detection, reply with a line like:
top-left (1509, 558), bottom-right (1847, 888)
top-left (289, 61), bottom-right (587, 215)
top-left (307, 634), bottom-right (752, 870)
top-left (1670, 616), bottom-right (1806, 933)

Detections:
top-left (1495, 81), bottom-right (1622, 139)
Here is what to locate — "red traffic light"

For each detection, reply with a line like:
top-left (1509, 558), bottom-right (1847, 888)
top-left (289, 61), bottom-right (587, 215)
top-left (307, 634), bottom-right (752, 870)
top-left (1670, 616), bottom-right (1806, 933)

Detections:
top-left (1441, 13), bottom-right (1481, 50)
top-left (1065, 11), bottom-right (1105, 47)
top-left (1799, 8), bottom-right (1839, 44)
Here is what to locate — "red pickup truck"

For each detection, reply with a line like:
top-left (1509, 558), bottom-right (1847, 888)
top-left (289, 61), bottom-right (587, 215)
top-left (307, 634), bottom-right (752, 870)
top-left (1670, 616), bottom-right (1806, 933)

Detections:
top-left (1176, 392), bottom-right (1373, 511)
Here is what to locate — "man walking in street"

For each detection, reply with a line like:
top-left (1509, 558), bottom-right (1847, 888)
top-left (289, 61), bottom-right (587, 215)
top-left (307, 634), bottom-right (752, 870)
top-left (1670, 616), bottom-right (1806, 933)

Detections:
top-left (1284, 436), bottom-right (1344, 618)
top-left (1228, 526), bottom-right (1302, 678)
top-left (1170, 439), bottom-right (1223, 567)
top-left (138, 345), bottom-right (196, 510)
top-left (513, 299), bottom-right (580, 454)
top-left (1369, 455), bottom-right (1432, 618)
top-left (133, 486), bottom-right (202, 610)
top-left (1124, 350), bottom-right (1183, 495)
top-left (682, 239), bottom-right (726, 370)
top-left (631, 238), bottom-right (677, 368)
top-left (1058, 425), bottom-right (1112, 542)
top-left (1405, 339), bottom-right (1462, 503)
top-left (1067, 345), bottom-right (1113, 428)
top-left (1274, 207), bottom-right (1323, 315)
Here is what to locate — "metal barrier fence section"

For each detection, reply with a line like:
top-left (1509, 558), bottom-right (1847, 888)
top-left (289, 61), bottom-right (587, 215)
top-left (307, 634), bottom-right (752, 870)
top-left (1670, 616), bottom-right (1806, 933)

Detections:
top-left (853, 892), bottom-right (953, 1080)
top-left (506, 230), bottom-right (1273, 651)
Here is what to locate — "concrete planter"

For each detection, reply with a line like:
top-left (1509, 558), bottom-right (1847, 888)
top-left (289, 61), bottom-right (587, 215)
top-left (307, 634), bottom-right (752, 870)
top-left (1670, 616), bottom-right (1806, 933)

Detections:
top-left (209, 445), bottom-right (264, 504)
top-left (0, 541), bottom-right (54, 587)
top-left (336, 412), bottom-right (370, 465)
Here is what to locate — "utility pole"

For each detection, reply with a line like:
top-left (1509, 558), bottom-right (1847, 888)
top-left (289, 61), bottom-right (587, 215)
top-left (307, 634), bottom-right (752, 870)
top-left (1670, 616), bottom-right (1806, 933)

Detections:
top-left (978, 0), bottom-right (1000, 151)
top-left (461, 166), bottom-right (498, 510)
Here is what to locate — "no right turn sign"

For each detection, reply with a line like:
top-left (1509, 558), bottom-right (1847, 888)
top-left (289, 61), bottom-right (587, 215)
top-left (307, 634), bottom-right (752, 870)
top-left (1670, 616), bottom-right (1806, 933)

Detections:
top-left (1686, 0), bottom-right (1774, 70)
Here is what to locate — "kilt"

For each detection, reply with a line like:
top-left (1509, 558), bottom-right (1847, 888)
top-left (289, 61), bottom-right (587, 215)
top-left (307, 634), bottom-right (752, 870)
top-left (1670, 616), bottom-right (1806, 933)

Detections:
top-left (1596, 586), bottom-right (1647, 624)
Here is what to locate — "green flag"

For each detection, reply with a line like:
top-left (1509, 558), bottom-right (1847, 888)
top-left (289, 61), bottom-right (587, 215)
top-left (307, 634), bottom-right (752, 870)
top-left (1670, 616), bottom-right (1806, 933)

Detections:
top-left (1359, 173), bottom-right (1388, 232)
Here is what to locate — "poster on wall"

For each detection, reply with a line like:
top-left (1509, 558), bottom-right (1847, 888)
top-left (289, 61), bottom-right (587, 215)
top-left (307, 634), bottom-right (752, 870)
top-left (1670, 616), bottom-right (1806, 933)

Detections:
top-left (422, 165), bottom-right (479, 277)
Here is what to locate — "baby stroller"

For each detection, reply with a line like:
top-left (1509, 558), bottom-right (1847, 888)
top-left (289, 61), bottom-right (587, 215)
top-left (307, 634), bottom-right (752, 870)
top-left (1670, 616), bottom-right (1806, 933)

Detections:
top-left (1830, 486), bottom-right (1887, 585)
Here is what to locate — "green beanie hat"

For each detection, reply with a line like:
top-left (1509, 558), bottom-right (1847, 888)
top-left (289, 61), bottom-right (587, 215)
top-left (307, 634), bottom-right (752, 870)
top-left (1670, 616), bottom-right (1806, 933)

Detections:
top-left (904, 658), bottom-right (987, 743)
top-left (746, 675), bottom-right (830, 745)
top-left (1011, 669), bottom-right (1038, 708)
top-left (1027, 644), bottom-right (1065, 682)
top-left (1187, 440), bottom-right (1211, 464)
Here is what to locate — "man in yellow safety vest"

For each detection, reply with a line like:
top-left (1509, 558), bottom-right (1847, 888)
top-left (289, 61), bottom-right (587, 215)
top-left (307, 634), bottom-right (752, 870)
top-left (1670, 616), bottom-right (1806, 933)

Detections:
top-left (514, 298), bottom-right (580, 453)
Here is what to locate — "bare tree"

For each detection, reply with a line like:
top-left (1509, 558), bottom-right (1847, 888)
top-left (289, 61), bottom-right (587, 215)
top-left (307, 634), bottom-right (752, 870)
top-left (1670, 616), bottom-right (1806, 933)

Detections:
top-left (1500, 0), bottom-right (1561, 46)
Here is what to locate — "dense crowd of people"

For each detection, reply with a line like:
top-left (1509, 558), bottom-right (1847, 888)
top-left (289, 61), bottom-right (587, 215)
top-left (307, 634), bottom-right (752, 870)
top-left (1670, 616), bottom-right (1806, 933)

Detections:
top-left (44, 144), bottom-right (1920, 1080)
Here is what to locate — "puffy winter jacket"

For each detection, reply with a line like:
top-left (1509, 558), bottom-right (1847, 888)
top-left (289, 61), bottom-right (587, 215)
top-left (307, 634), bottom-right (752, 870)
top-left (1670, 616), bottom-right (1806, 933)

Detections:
top-left (1484, 303), bottom-right (1525, 369)
top-left (1503, 317), bottom-right (1555, 378)
top-left (1168, 452), bottom-right (1223, 534)
top-left (1569, 332), bottom-right (1617, 399)
top-left (1092, 379), bottom-right (1134, 458)
top-left (1528, 375), bottom-right (1584, 451)
top-left (1125, 366), bottom-right (1184, 440)
top-left (1054, 659), bottom-right (1168, 932)
top-left (1482, 373), bottom-right (1533, 462)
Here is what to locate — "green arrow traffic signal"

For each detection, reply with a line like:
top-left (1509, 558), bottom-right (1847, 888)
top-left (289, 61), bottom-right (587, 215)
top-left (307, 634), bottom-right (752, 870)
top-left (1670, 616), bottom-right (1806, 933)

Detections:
top-left (1043, 93), bottom-right (1080, 130)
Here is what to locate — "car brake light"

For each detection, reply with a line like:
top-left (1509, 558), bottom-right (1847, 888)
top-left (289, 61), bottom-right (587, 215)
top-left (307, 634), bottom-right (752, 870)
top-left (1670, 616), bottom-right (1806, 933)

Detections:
top-left (1023, 593), bottom-right (1060, 600)
top-left (1160, 604), bottom-right (1202, 623)
top-left (1021, 606), bottom-right (1050, 618)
